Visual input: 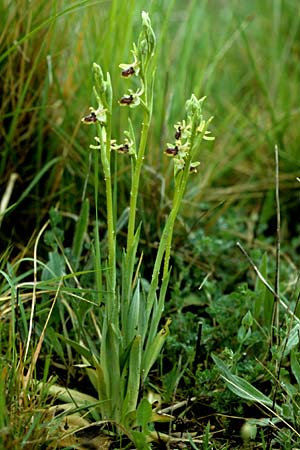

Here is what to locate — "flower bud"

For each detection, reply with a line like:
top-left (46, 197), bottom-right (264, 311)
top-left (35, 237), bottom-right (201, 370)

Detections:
top-left (141, 11), bottom-right (156, 56)
top-left (93, 63), bottom-right (112, 111)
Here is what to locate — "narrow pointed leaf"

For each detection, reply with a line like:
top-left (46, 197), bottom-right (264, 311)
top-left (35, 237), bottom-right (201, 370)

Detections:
top-left (291, 350), bottom-right (300, 387)
top-left (136, 398), bottom-right (152, 430)
top-left (125, 281), bottom-right (141, 346)
top-left (122, 335), bottom-right (142, 418)
top-left (142, 319), bottom-right (171, 381)
top-left (72, 198), bottom-right (89, 270)
top-left (212, 354), bottom-right (280, 411)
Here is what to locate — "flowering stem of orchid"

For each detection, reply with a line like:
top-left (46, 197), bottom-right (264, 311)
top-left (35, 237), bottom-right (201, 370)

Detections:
top-left (163, 117), bottom-right (213, 279)
top-left (126, 108), bottom-right (150, 254)
top-left (162, 137), bottom-right (196, 281)
top-left (122, 12), bottom-right (155, 255)
top-left (93, 136), bottom-right (103, 306)
top-left (97, 118), bottom-right (116, 304)
top-left (145, 99), bottom-right (213, 325)
top-left (81, 12), bottom-right (214, 428)
top-left (90, 62), bottom-right (117, 311)
top-left (162, 179), bottom-right (185, 280)
top-left (146, 166), bottom-right (186, 300)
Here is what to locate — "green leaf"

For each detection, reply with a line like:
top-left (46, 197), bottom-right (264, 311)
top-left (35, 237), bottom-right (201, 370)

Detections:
top-left (237, 323), bottom-right (251, 344)
top-left (46, 327), bottom-right (65, 360)
top-left (42, 251), bottom-right (65, 281)
top-left (212, 354), bottom-right (279, 410)
top-left (242, 310), bottom-right (253, 328)
top-left (0, 157), bottom-right (61, 218)
top-left (59, 335), bottom-right (92, 363)
top-left (142, 319), bottom-right (171, 381)
top-left (93, 360), bottom-right (111, 419)
top-left (126, 281), bottom-right (141, 345)
top-left (122, 335), bottom-right (142, 418)
top-left (136, 398), bottom-right (152, 431)
top-left (254, 253), bottom-right (273, 325)
top-left (283, 324), bottom-right (300, 356)
top-left (146, 270), bottom-right (170, 347)
top-left (100, 323), bottom-right (121, 420)
top-left (131, 430), bottom-right (151, 450)
top-left (121, 225), bottom-right (141, 341)
top-left (224, 374), bottom-right (273, 407)
top-left (291, 350), bottom-right (300, 386)
top-left (72, 198), bottom-right (89, 270)
top-left (47, 383), bottom-right (98, 405)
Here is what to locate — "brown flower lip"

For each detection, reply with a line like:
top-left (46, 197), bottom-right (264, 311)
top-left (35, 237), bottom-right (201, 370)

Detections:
top-left (121, 66), bottom-right (135, 77)
top-left (82, 111), bottom-right (97, 123)
top-left (164, 145), bottom-right (178, 156)
top-left (117, 144), bottom-right (129, 153)
top-left (119, 94), bottom-right (134, 105)
top-left (175, 126), bottom-right (181, 140)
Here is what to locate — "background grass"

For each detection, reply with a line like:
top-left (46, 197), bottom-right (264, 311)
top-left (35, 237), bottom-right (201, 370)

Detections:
top-left (1, 0), bottom-right (299, 253)
top-left (1, 0), bottom-right (300, 448)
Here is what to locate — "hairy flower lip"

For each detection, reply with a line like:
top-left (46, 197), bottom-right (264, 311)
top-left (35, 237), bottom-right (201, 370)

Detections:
top-left (175, 126), bottom-right (182, 140)
top-left (121, 66), bottom-right (135, 77)
top-left (119, 45), bottom-right (140, 77)
top-left (81, 111), bottom-right (98, 124)
top-left (164, 145), bottom-right (178, 156)
top-left (114, 143), bottom-right (129, 153)
top-left (119, 94), bottom-right (134, 105)
top-left (81, 106), bottom-right (107, 124)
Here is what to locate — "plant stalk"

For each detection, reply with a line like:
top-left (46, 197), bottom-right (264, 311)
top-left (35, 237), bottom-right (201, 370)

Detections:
top-left (126, 103), bottom-right (150, 254)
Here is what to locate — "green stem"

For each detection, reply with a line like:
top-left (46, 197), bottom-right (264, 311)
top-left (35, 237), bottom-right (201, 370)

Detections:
top-left (147, 196), bottom-right (179, 310)
top-left (97, 120), bottom-right (116, 302)
top-left (162, 116), bottom-right (210, 279)
top-left (94, 144), bottom-right (103, 305)
top-left (126, 105), bottom-right (150, 254)
top-left (105, 118), bottom-right (116, 282)
top-left (162, 173), bottom-right (186, 280)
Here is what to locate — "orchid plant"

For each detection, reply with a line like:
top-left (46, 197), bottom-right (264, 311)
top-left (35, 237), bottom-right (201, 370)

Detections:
top-left (55, 11), bottom-right (214, 444)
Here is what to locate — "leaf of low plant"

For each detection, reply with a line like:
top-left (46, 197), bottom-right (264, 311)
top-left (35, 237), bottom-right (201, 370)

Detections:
top-left (136, 398), bottom-right (152, 431)
top-left (142, 319), bottom-right (171, 381)
top-left (291, 350), bottom-right (300, 387)
top-left (224, 374), bottom-right (273, 407)
top-left (138, 283), bottom-right (147, 344)
top-left (47, 383), bottom-right (98, 405)
top-left (254, 253), bottom-right (273, 326)
top-left (242, 310), bottom-right (253, 328)
top-left (93, 360), bottom-right (111, 419)
top-left (130, 430), bottom-right (151, 450)
top-left (126, 281), bottom-right (141, 346)
top-left (42, 251), bottom-right (65, 281)
top-left (46, 327), bottom-right (65, 360)
top-left (72, 198), bottom-right (89, 270)
top-left (283, 323), bottom-right (300, 356)
top-left (121, 225), bottom-right (141, 342)
top-left (59, 335), bottom-right (92, 363)
top-left (211, 353), bottom-right (232, 378)
top-left (100, 323), bottom-right (121, 420)
top-left (146, 270), bottom-right (170, 347)
top-left (212, 354), bottom-right (275, 408)
top-left (122, 335), bottom-right (142, 418)
top-left (151, 411), bottom-right (174, 423)
top-left (0, 157), bottom-right (61, 218)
